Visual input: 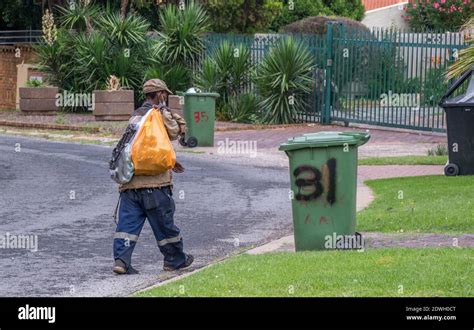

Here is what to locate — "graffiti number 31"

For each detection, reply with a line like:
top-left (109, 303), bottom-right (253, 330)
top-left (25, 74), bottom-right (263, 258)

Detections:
top-left (293, 158), bottom-right (336, 205)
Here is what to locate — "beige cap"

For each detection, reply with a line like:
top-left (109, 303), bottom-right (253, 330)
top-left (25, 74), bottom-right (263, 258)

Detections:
top-left (143, 78), bottom-right (172, 94)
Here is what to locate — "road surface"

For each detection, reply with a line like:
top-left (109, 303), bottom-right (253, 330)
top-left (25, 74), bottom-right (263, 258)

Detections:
top-left (0, 135), bottom-right (292, 296)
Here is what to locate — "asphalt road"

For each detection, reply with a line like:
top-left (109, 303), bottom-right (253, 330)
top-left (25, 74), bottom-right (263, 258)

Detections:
top-left (0, 135), bottom-right (292, 297)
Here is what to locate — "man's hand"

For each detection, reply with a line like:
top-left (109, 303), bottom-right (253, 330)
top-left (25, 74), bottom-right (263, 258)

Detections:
top-left (172, 161), bottom-right (185, 173)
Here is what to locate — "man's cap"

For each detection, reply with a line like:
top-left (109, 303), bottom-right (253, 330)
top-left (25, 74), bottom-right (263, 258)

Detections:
top-left (143, 79), bottom-right (172, 95)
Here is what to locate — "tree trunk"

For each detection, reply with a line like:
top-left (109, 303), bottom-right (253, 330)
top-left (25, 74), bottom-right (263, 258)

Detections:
top-left (120, 0), bottom-right (129, 18)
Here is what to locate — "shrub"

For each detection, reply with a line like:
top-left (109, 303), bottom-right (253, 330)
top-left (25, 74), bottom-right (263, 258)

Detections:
top-left (404, 0), bottom-right (473, 32)
top-left (254, 37), bottom-right (314, 124)
top-left (270, 0), bottom-right (333, 32)
top-left (26, 78), bottom-right (44, 88)
top-left (281, 15), bottom-right (369, 34)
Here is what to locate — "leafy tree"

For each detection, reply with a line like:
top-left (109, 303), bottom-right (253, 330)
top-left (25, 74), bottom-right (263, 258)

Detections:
top-left (0, 0), bottom-right (42, 29)
top-left (203, 0), bottom-right (283, 33)
top-left (321, 0), bottom-right (365, 21)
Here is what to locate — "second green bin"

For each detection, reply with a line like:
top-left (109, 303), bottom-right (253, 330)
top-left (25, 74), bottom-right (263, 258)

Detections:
top-left (181, 92), bottom-right (219, 147)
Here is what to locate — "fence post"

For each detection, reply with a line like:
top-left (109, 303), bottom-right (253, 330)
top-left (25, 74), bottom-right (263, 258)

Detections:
top-left (323, 22), bottom-right (334, 124)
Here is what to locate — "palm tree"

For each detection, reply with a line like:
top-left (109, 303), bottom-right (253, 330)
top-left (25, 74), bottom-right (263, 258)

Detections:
top-left (446, 16), bottom-right (473, 80)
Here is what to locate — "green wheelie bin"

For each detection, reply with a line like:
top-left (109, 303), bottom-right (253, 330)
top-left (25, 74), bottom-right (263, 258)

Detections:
top-left (279, 131), bottom-right (370, 251)
top-left (179, 91), bottom-right (219, 148)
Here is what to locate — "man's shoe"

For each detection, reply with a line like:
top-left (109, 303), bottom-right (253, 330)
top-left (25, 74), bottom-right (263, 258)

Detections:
top-left (163, 254), bottom-right (194, 271)
top-left (113, 259), bottom-right (127, 274)
top-left (113, 259), bottom-right (140, 275)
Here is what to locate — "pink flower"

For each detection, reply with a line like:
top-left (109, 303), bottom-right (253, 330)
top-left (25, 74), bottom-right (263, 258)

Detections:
top-left (440, 0), bottom-right (446, 3)
top-left (450, 4), bottom-right (456, 11)
top-left (433, 2), bottom-right (440, 9)
top-left (413, 3), bottom-right (417, 8)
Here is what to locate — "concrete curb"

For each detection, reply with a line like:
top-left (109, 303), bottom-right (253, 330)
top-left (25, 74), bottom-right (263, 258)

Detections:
top-left (0, 120), bottom-right (101, 133)
top-left (134, 177), bottom-right (378, 295)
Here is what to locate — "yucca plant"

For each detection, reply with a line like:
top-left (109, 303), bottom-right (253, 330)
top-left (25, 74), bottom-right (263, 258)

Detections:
top-left (97, 12), bottom-right (150, 47)
top-left (35, 6), bottom-right (159, 110)
top-left (71, 31), bottom-right (111, 91)
top-left (194, 57), bottom-right (221, 92)
top-left (195, 41), bottom-right (252, 100)
top-left (57, 1), bottom-right (100, 31)
top-left (219, 94), bottom-right (259, 123)
top-left (254, 37), bottom-right (314, 124)
top-left (446, 16), bottom-right (474, 81)
top-left (195, 41), bottom-right (253, 121)
top-left (145, 64), bottom-right (191, 93)
top-left (154, 1), bottom-right (209, 67)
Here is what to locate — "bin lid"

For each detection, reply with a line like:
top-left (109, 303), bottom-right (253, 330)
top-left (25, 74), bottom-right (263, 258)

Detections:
top-left (184, 92), bottom-right (220, 98)
top-left (279, 131), bottom-right (370, 151)
top-left (441, 68), bottom-right (474, 108)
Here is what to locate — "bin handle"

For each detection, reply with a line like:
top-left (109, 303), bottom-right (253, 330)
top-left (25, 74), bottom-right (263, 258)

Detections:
top-left (340, 132), bottom-right (371, 146)
top-left (439, 67), bottom-right (473, 106)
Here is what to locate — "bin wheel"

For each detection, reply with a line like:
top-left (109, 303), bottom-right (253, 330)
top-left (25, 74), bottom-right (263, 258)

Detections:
top-left (187, 137), bottom-right (198, 148)
top-left (179, 136), bottom-right (187, 147)
top-left (444, 163), bottom-right (459, 176)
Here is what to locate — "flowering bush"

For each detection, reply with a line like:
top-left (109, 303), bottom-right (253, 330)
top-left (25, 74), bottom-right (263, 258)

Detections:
top-left (404, 0), bottom-right (473, 31)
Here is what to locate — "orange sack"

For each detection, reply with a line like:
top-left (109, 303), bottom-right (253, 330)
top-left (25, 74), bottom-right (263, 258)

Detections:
top-left (131, 108), bottom-right (176, 176)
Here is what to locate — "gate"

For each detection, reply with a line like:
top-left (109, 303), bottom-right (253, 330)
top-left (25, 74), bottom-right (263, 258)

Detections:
top-left (327, 23), bottom-right (469, 132)
top-left (201, 26), bottom-right (470, 132)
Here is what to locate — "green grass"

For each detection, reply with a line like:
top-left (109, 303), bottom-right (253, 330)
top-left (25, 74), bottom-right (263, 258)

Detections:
top-left (359, 155), bottom-right (447, 166)
top-left (358, 175), bottom-right (474, 233)
top-left (137, 248), bottom-right (473, 297)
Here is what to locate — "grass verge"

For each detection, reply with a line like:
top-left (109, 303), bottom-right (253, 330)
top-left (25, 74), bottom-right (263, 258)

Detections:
top-left (137, 248), bottom-right (473, 297)
top-left (359, 155), bottom-right (447, 166)
top-left (357, 175), bottom-right (474, 233)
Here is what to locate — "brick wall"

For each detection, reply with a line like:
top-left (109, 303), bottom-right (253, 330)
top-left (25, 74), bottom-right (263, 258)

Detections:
top-left (0, 46), bottom-right (37, 110)
top-left (362, 0), bottom-right (407, 11)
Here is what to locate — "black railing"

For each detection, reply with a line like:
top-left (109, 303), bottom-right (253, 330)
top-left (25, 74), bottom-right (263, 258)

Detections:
top-left (0, 30), bottom-right (43, 45)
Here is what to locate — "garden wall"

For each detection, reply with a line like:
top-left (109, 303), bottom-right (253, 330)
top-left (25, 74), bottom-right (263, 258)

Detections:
top-left (0, 45), bottom-right (37, 110)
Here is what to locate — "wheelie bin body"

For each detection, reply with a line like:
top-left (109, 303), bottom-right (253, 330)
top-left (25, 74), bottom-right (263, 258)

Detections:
top-left (279, 131), bottom-right (370, 251)
top-left (182, 92), bottom-right (219, 147)
top-left (440, 68), bottom-right (474, 176)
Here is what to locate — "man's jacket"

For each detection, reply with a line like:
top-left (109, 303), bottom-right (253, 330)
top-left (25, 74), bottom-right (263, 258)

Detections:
top-left (119, 101), bottom-right (186, 192)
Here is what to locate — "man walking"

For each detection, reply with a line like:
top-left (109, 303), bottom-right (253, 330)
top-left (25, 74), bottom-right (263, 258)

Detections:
top-left (112, 79), bottom-right (193, 275)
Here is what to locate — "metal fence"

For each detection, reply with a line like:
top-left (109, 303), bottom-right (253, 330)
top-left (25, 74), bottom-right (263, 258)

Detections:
top-left (201, 25), bottom-right (471, 132)
top-left (0, 30), bottom-right (42, 45)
